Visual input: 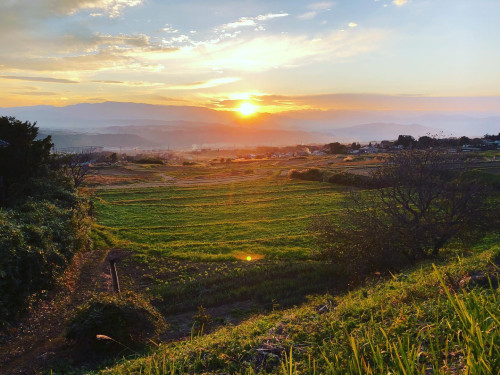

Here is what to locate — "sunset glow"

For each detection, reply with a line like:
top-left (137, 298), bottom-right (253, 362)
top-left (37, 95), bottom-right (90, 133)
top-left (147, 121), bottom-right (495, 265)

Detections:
top-left (238, 102), bottom-right (258, 116)
top-left (0, 1), bottom-right (498, 112)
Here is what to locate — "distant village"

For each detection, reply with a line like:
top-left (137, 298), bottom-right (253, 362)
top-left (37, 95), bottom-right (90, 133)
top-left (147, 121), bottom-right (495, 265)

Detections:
top-left (41, 133), bottom-right (500, 166)
top-left (196, 133), bottom-right (500, 162)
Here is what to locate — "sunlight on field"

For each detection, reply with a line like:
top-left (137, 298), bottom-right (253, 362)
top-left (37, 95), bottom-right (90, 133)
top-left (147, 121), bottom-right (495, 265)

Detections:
top-left (94, 179), bottom-right (344, 261)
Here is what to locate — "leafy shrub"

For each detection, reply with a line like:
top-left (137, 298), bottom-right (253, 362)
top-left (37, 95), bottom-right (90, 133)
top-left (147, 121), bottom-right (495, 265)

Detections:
top-left (192, 305), bottom-right (212, 335)
top-left (0, 117), bottom-right (94, 326)
top-left (0, 199), bottom-right (92, 324)
top-left (325, 171), bottom-right (378, 188)
top-left (288, 168), bottom-right (324, 181)
top-left (66, 292), bottom-right (166, 352)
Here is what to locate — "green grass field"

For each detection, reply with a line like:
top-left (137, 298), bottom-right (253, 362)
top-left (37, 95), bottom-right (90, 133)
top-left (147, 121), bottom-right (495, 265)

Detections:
top-left (96, 239), bottom-right (500, 375)
top-left (94, 177), bottom-right (346, 261)
top-left (84, 161), bottom-right (500, 375)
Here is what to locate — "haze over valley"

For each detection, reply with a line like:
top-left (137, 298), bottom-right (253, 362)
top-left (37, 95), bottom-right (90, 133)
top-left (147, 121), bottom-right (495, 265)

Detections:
top-left (2, 100), bottom-right (499, 149)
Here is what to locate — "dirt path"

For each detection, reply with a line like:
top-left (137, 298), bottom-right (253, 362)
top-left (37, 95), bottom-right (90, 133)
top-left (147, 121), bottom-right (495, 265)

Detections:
top-left (0, 249), bottom-right (259, 374)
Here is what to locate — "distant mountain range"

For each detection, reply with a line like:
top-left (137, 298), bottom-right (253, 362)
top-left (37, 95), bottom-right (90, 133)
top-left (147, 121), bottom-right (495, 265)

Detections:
top-left (1, 102), bottom-right (498, 149)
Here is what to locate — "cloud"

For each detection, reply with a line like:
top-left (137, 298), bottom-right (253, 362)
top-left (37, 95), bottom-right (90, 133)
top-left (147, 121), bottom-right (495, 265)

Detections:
top-left (0, 31), bottom-right (177, 73)
top-left (46, 0), bottom-right (143, 18)
top-left (0, 75), bottom-right (79, 83)
top-left (255, 13), bottom-right (289, 21)
top-left (393, 0), bottom-right (408, 5)
top-left (223, 18), bottom-right (257, 29)
top-left (308, 2), bottom-right (335, 10)
top-left (299, 2), bottom-right (334, 20)
top-left (13, 91), bottom-right (58, 96)
top-left (162, 25), bottom-right (179, 34)
top-left (348, 22), bottom-right (358, 27)
top-left (91, 79), bottom-right (163, 86)
top-left (184, 29), bottom-right (387, 73)
top-left (298, 11), bottom-right (318, 20)
top-left (218, 13), bottom-right (288, 30)
top-left (168, 77), bottom-right (240, 90)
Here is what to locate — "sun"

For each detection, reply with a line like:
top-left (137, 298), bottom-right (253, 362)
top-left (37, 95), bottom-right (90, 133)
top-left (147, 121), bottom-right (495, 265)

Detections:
top-left (237, 102), bottom-right (257, 116)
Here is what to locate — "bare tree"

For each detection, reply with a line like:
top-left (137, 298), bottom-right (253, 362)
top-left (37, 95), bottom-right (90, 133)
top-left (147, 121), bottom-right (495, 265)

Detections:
top-left (311, 149), bottom-right (494, 272)
top-left (57, 152), bottom-right (94, 188)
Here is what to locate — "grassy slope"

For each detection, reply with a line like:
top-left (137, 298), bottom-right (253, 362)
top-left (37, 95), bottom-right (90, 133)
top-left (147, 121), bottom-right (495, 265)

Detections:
top-left (97, 239), bottom-right (499, 375)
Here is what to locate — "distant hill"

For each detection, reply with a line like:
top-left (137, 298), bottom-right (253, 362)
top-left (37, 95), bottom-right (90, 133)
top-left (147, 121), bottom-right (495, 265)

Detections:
top-left (39, 131), bottom-right (160, 149)
top-left (1, 102), bottom-right (234, 130)
top-left (41, 125), bottom-right (332, 150)
top-left (3, 101), bottom-right (499, 148)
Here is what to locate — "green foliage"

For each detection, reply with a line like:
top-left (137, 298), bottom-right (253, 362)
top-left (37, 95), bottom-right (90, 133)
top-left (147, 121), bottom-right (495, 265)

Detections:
top-left (0, 198), bottom-right (92, 323)
top-left (96, 241), bottom-right (500, 374)
top-left (395, 134), bottom-right (416, 148)
top-left (324, 171), bottom-right (378, 188)
top-left (0, 116), bottom-right (53, 203)
top-left (287, 168), bottom-right (324, 181)
top-left (327, 142), bottom-right (347, 154)
top-left (192, 305), bottom-right (212, 335)
top-left (66, 292), bottom-right (166, 352)
top-left (0, 117), bottom-right (93, 326)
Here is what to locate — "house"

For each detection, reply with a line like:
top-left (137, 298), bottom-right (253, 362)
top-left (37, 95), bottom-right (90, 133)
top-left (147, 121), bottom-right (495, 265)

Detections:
top-left (359, 146), bottom-right (378, 154)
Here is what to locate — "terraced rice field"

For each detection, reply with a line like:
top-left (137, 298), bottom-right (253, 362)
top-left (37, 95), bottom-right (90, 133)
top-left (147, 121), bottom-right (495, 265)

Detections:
top-left (94, 177), bottom-right (347, 261)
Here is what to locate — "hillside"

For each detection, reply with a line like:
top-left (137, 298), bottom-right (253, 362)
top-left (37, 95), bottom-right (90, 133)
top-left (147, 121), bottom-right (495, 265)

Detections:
top-left (95, 239), bottom-right (499, 374)
top-left (39, 131), bottom-right (161, 149)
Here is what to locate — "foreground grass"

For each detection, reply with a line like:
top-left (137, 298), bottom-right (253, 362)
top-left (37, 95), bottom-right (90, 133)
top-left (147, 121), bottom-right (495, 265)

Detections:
top-left (95, 239), bottom-right (499, 374)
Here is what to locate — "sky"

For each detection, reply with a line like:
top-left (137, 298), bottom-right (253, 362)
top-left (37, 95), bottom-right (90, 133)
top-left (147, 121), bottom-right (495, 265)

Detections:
top-left (1, 0), bottom-right (499, 113)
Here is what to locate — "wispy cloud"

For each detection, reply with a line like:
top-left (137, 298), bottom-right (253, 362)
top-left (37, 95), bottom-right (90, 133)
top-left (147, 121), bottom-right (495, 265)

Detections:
top-left (218, 13), bottom-right (289, 30)
top-left (91, 80), bottom-right (163, 86)
top-left (0, 75), bottom-right (79, 83)
top-left (298, 2), bottom-right (335, 20)
top-left (49, 0), bottom-right (143, 18)
top-left (13, 91), bottom-right (58, 96)
top-left (255, 13), bottom-right (289, 21)
top-left (185, 29), bottom-right (387, 73)
top-left (168, 77), bottom-right (240, 90)
top-left (161, 25), bottom-right (179, 33)
top-left (308, 2), bottom-right (335, 10)
top-left (298, 12), bottom-right (317, 20)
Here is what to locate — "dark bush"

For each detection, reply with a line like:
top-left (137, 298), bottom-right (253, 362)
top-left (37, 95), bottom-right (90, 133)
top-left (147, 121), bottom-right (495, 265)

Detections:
top-left (288, 168), bottom-right (324, 181)
top-left (311, 150), bottom-right (496, 274)
top-left (66, 292), bottom-right (166, 353)
top-left (325, 171), bottom-right (379, 189)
